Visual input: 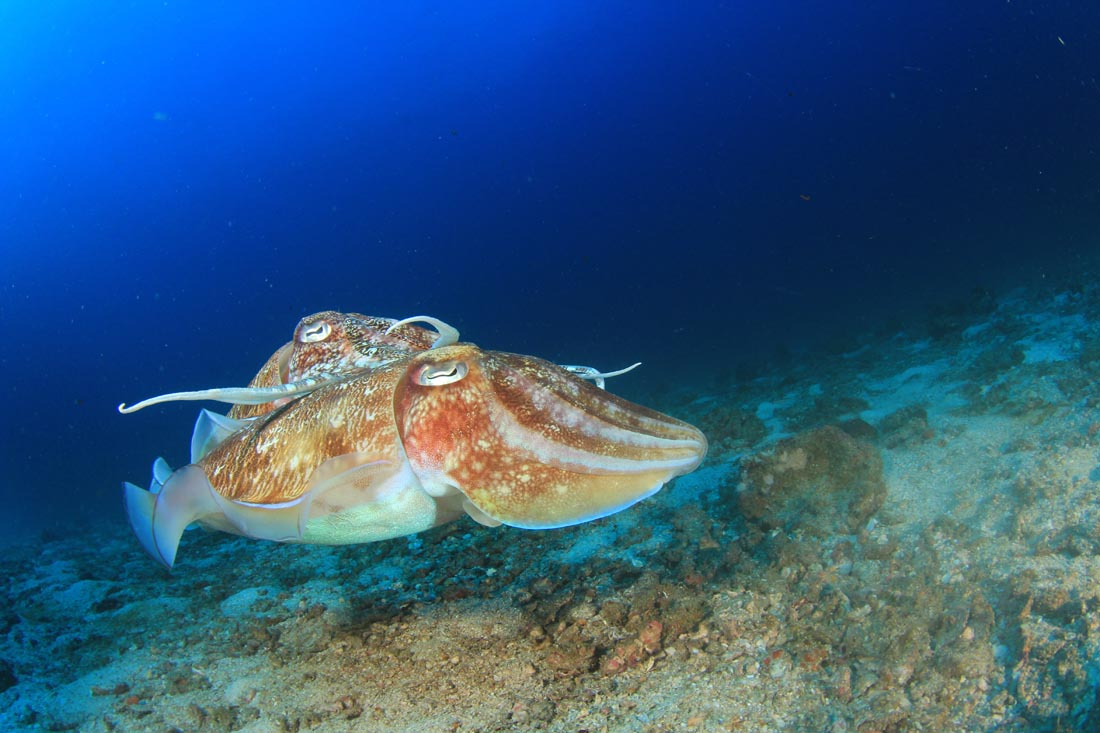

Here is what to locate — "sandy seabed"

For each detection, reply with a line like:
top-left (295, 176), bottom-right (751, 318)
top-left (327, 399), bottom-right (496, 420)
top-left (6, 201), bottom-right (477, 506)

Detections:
top-left (4, 283), bottom-right (1100, 732)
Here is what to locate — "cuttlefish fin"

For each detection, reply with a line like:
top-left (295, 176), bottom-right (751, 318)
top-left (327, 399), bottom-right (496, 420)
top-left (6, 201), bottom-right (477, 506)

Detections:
top-left (124, 464), bottom-right (222, 569)
top-left (206, 491), bottom-right (308, 544)
top-left (460, 468), bottom-right (673, 531)
top-left (125, 461), bottom-right (313, 569)
top-left (462, 499), bottom-right (503, 528)
top-left (151, 457), bottom-right (173, 491)
top-left (190, 409), bottom-right (249, 463)
top-left (124, 482), bottom-right (157, 557)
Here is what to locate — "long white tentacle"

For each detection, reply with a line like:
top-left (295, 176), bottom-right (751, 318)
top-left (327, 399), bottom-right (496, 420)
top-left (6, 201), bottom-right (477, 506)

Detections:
top-left (561, 362), bottom-right (642, 390)
top-left (118, 375), bottom-right (338, 414)
top-left (385, 315), bottom-right (460, 348)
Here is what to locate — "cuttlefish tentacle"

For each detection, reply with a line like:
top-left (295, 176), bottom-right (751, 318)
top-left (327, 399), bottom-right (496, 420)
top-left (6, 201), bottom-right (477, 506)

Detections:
top-left (118, 376), bottom-right (335, 414)
top-left (560, 362), bottom-right (643, 390)
top-left (385, 315), bottom-right (460, 348)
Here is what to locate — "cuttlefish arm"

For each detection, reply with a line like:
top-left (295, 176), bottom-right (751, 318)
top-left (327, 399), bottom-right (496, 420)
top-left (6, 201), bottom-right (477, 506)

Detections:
top-left (385, 315), bottom-right (460, 348)
top-left (560, 362), bottom-right (642, 390)
top-left (117, 377), bottom-right (334, 414)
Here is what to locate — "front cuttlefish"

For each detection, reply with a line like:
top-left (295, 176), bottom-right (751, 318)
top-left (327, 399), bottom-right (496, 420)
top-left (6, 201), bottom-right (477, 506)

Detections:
top-left (123, 343), bottom-right (707, 568)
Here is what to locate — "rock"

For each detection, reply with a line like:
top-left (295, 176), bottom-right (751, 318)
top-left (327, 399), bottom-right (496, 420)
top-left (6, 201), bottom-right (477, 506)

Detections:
top-left (838, 418), bottom-right (878, 442)
top-left (219, 586), bottom-right (280, 618)
top-left (878, 405), bottom-right (931, 448)
top-left (736, 426), bottom-right (886, 535)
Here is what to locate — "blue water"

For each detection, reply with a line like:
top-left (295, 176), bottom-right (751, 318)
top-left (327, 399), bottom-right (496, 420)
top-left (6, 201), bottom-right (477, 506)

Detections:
top-left (1, 2), bottom-right (1098, 536)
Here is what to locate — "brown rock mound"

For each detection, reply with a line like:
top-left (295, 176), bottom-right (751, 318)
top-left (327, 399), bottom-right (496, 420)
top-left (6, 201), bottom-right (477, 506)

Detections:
top-left (737, 426), bottom-right (886, 536)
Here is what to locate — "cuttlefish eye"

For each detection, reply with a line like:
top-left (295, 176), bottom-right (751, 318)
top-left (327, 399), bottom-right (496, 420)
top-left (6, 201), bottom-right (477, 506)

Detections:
top-left (416, 360), bottom-right (468, 386)
top-left (299, 320), bottom-right (333, 343)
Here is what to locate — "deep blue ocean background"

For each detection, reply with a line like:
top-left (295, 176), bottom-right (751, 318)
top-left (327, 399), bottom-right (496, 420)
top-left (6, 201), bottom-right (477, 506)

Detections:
top-left (2, 2), bottom-right (1098, 539)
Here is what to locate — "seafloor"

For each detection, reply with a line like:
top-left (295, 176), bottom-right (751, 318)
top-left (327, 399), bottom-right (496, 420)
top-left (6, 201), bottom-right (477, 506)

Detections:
top-left (5, 283), bottom-right (1100, 732)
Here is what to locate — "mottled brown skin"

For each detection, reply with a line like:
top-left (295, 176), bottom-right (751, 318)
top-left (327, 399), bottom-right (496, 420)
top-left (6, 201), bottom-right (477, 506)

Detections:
top-left (229, 311), bottom-right (439, 420)
top-left (394, 346), bottom-right (708, 527)
top-left (207, 359), bottom-right (405, 503)
top-left (283, 311), bottom-right (438, 381)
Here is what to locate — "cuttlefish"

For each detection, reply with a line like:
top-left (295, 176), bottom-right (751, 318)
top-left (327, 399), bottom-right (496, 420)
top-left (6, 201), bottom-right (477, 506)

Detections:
top-left (121, 320), bottom-right (705, 569)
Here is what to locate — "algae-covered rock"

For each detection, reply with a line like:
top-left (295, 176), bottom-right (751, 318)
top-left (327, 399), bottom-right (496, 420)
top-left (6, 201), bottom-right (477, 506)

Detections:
top-left (737, 426), bottom-right (886, 535)
top-left (878, 404), bottom-right (932, 448)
